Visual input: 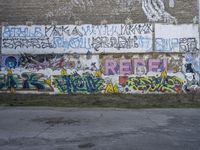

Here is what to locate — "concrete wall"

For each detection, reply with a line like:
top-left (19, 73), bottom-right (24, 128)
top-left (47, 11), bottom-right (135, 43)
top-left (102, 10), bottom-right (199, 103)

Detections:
top-left (1, 24), bottom-right (199, 54)
top-left (0, 0), bottom-right (200, 94)
top-left (1, 24), bottom-right (153, 54)
top-left (0, 23), bottom-right (200, 94)
top-left (0, 52), bottom-right (199, 94)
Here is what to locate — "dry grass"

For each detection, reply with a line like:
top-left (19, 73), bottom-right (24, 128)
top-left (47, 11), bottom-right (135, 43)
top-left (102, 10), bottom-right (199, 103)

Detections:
top-left (0, 93), bottom-right (200, 108)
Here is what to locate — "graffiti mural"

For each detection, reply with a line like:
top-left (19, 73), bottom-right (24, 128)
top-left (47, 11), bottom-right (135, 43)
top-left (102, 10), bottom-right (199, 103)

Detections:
top-left (1, 55), bottom-right (20, 69)
top-left (0, 69), bottom-right (18, 93)
top-left (142, 0), bottom-right (177, 23)
top-left (183, 54), bottom-right (200, 93)
top-left (0, 54), bottom-right (100, 72)
top-left (53, 72), bottom-right (105, 94)
top-left (1, 24), bottom-right (153, 54)
top-left (104, 58), bottom-right (168, 75)
top-left (192, 54), bottom-right (200, 74)
top-left (101, 53), bottom-right (182, 76)
top-left (1, 51), bottom-right (199, 94)
top-left (155, 24), bottom-right (199, 52)
top-left (2, 24), bottom-right (198, 54)
top-left (104, 81), bottom-right (119, 94)
top-left (155, 38), bottom-right (198, 53)
top-left (124, 71), bottom-right (184, 93)
top-left (19, 54), bottom-right (65, 70)
top-left (0, 71), bottom-right (53, 92)
top-left (0, 23), bottom-right (200, 95)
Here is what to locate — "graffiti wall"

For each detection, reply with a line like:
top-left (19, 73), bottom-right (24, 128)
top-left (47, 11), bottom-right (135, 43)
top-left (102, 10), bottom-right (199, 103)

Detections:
top-left (100, 53), bottom-right (185, 94)
top-left (142, 0), bottom-right (177, 23)
top-left (0, 54), bottom-right (100, 72)
top-left (101, 53), bottom-right (182, 76)
top-left (182, 53), bottom-right (200, 93)
top-left (1, 53), bottom-right (199, 94)
top-left (0, 23), bottom-right (200, 94)
top-left (1, 24), bottom-right (153, 54)
top-left (0, 54), bottom-right (101, 93)
top-left (155, 24), bottom-right (199, 52)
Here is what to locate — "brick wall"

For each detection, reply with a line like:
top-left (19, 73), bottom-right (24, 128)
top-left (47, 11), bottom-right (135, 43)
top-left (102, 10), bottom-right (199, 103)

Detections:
top-left (0, 0), bottom-right (198, 25)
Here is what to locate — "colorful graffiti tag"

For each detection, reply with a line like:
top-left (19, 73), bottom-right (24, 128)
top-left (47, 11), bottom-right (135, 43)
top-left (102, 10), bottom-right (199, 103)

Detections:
top-left (0, 71), bottom-right (53, 92)
top-left (0, 52), bottom-right (198, 94)
top-left (183, 54), bottom-right (200, 93)
top-left (53, 72), bottom-right (105, 94)
top-left (104, 58), bottom-right (168, 75)
top-left (105, 81), bottom-right (119, 94)
top-left (0, 54), bottom-right (100, 72)
top-left (124, 72), bottom-right (184, 93)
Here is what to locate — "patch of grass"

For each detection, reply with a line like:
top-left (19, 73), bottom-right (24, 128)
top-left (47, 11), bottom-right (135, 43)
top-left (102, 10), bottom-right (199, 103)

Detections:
top-left (0, 93), bottom-right (200, 108)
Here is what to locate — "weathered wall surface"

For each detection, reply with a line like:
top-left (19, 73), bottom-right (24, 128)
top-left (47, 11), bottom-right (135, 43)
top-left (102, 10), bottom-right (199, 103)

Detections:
top-left (0, 24), bottom-right (200, 94)
top-left (155, 24), bottom-right (199, 52)
top-left (0, 0), bottom-right (199, 94)
top-left (0, 0), bottom-right (198, 25)
top-left (1, 24), bottom-right (153, 54)
top-left (0, 51), bottom-right (199, 94)
top-left (1, 24), bottom-right (199, 54)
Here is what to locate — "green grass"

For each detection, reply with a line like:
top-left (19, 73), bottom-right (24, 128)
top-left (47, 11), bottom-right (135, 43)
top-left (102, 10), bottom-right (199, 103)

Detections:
top-left (0, 93), bottom-right (200, 108)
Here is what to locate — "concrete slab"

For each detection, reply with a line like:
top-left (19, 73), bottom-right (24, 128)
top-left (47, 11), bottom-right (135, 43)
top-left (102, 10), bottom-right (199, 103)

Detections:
top-left (0, 107), bottom-right (200, 150)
